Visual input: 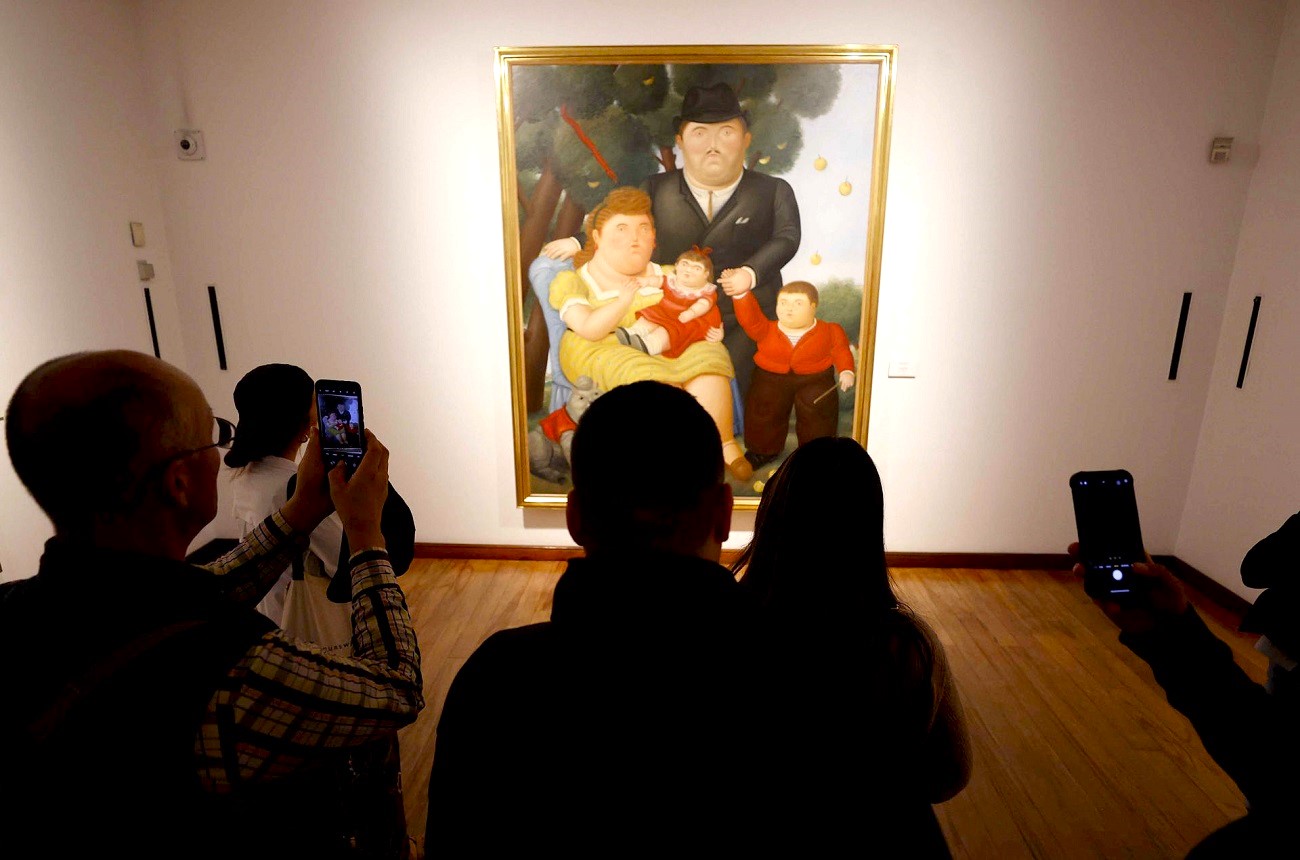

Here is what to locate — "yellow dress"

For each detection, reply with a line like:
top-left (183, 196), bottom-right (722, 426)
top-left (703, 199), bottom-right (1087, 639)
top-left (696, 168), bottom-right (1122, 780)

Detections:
top-left (549, 264), bottom-right (735, 391)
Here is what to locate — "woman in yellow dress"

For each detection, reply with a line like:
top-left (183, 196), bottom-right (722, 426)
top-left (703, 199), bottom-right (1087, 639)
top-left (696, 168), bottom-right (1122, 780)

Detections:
top-left (548, 186), bottom-right (752, 481)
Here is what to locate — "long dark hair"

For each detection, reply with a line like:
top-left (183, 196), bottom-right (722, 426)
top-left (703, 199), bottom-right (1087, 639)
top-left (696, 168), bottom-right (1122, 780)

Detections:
top-left (224, 364), bottom-right (314, 468)
top-left (733, 437), bottom-right (912, 627)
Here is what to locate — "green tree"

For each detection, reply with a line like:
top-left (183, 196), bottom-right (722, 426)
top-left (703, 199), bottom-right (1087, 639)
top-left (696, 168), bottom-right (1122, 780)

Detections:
top-left (816, 278), bottom-right (863, 346)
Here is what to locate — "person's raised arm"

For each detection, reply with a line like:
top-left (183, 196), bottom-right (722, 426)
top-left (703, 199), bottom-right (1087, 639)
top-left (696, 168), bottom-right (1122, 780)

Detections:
top-left (328, 428), bottom-right (387, 550)
top-left (197, 429), bottom-right (423, 790)
top-left (281, 424), bottom-right (335, 534)
top-left (720, 181), bottom-right (801, 299)
top-left (541, 237), bottom-right (582, 260)
top-left (1068, 542), bottom-right (1295, 807)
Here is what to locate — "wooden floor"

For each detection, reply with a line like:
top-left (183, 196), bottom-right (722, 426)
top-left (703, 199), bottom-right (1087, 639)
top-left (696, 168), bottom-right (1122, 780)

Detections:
top-left (395, 559), bottom-right (1266, 859)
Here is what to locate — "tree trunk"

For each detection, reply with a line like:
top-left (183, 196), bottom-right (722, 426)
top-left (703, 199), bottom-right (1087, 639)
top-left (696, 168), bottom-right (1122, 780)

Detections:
top-left (553, 194), bottom-right (585, 247)
top-left (520, 163), bottom-right (564, 413)
top-left (657, 145), bottom-right (677, 173)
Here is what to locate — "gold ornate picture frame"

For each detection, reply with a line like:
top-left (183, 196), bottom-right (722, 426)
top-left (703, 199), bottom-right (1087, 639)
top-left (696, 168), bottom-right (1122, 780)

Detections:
top-left (499, 44), bottom-right (897, 508)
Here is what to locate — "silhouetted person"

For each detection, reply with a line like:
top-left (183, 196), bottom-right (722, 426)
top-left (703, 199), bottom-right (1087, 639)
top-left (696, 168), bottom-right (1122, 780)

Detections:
top-left (732, 437), bottom-right (971, 855)
top-left (1240, 510), bottom-right (1300, 703)
top-left (1069, 542), bottom-right (1297, 857)
top-left (425, 380), bottom-right (764, 853)
top-left (225, 361), bottom-right (418, 857)
top-left (0, 350), bottom-right (422, 860)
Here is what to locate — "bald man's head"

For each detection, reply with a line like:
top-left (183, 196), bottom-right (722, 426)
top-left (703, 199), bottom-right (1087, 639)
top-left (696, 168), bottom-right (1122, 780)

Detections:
top-left (5, 350), bottom-right (211, 531)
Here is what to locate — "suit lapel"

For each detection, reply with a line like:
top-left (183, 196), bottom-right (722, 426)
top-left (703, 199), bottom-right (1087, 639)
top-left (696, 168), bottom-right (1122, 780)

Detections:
top-left (710, 171), bottom-right (748, 226)
top-left (676, 171), bottom-right (710, 228)
top-left (700, 171), bottom-right (750, 244)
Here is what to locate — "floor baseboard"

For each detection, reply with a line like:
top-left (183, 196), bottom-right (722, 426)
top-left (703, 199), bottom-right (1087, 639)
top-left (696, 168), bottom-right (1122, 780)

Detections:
top-left (418, 544), bottom-right (1072, 570)
top-left (412, 543), bottom-right (1254, 619)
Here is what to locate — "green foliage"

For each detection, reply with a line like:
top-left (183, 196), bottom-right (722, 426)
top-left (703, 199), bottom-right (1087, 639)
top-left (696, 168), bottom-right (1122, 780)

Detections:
top-left (643, 96), bottom-right (682, 152)
top-left (512, 66), bottom-right (562, 123)
top-left (554, 106), bottom-right (658, 211)
top-left (515, 62), bottom-right (846, 222)
top-left (514, 118), bottom-right (556, 172)
top-left (815, 278), bottom-right (863, 345)
top-left (746, 100), bottom-right (803, 174)
top-left (772, 65), bottom-right (842, 118)
top-left (612, 64), bottom-right (669, 113)
top-left (554, 66), bottom-right (618, 120)
top-left (668, 64), bottom-right (776, 103)
top-left (726, 64), bottom-right (779, 103)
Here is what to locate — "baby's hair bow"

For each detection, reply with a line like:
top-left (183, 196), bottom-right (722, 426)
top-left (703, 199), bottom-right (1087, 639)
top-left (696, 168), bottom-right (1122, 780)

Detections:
top-left (691, 244), bottom-right (713, 258)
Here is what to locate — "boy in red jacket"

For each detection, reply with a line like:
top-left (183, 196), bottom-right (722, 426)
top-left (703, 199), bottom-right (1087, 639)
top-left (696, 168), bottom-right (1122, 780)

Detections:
top-left (731, 279), bottom-right (855, 471)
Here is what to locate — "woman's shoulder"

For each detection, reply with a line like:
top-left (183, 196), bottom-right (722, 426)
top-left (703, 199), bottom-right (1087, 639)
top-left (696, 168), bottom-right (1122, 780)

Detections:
top-left (228, 457), bottom-right (296, 514)
top-left (547, 266), bottom-right (588, 308)
top-left (879, 609), bottom-right (946, 678)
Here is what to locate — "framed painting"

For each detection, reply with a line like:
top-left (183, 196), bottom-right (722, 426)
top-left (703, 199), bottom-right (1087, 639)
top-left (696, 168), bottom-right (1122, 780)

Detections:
top-left (499, 44), bottom-right (897, 508)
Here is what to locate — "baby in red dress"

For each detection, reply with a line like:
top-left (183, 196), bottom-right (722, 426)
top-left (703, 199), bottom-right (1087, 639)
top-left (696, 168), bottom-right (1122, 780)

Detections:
top-left (615, 246), bottom-right (722, 359)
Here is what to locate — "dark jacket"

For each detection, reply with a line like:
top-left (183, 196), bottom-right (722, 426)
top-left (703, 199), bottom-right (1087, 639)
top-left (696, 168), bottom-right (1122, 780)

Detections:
top-left (0, 540), bottom-right (276, 859)
top-left (1240, 511), bottom-right (1300, 659)
top-left (1122, 607), bottom-right (1300, 855)
top-left (425, 551), bottom-right (766, 853)
top-left (644, 168), bottom-right (801, 327)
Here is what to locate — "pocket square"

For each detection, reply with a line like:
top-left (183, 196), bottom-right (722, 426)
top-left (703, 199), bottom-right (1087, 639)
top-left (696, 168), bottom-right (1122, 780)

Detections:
top-left (734, 216), bottom-right (750, 224)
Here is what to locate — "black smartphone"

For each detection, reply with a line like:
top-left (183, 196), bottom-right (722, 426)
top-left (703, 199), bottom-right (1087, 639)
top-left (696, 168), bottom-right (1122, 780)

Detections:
top-left (1070, 469), bottom-right (1148, 602)
top-left (315, 379), bottom-right (366, 477)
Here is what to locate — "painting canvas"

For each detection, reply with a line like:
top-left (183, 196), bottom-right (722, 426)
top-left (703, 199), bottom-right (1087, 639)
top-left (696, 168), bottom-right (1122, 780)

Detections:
top-left (498, 45), bottom-right (897, 508)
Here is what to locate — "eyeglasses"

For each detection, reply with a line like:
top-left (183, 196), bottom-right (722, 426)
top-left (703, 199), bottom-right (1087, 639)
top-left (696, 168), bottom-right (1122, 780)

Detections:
top-left (120, 415), bottom-right (236, 509)
top-left (120, 415), bottom-right (235, 509)
top-left (148, 414), bottom-right (235, 469)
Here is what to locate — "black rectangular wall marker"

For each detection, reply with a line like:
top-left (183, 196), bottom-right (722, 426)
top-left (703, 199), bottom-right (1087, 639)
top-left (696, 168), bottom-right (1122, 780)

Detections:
top-left (142, 288), bottom-right (161, 359)
top-left (1168, 292), bottom-right (1193, 380)
top-left (1236, 296), bottom-right (1261, 389)
top-left (207, 285), bottom-right (228, 370)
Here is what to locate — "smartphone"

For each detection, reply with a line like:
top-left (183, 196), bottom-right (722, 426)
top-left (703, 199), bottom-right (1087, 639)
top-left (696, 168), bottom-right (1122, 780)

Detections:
top-left (1070, 469), bottom-right (1148, 602)
top-left (315, 379), bottom-right (366, 477)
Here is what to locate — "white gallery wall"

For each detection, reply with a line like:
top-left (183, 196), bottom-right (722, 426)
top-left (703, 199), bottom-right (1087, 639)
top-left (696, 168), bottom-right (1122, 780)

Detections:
top-left (1177, 3), bottom-right (1300, 600)
top-left (1, 0), bottom-right (1295, 594)
top-left (0, 0), bottom-right (186, 579)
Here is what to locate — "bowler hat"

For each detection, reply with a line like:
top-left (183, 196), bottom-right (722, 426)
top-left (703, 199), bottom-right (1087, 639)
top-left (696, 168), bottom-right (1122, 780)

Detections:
top-left (674, 82), bottom-right (749, 129)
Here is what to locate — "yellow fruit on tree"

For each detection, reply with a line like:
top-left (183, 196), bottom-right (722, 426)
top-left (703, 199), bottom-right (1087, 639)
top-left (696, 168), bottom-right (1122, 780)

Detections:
top-left (814, 155), bottom-right (828, 171)
top-left (810, 251), bottom-right (822, 265)
top-left (839, 179), bottom-right (853, 196)
top-left (758, 155), bottom-right (771, 165)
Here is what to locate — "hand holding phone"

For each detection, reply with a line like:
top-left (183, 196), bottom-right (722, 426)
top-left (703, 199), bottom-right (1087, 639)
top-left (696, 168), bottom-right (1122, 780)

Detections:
top-left (315, 379), bottom-right (366, 479)
top-left (1069, 469), bottom-right (1149, 603)
top-left (328, 428), bottom-right (389, 550)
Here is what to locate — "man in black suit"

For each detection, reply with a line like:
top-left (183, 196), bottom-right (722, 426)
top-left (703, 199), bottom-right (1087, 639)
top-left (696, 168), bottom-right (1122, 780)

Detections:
top-left (543, 82), bottom-right (802, 437)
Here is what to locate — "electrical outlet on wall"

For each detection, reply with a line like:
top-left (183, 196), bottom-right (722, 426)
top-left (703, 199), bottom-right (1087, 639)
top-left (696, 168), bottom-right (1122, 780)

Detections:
top-left (888, 360), bottom-right (917, 378)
